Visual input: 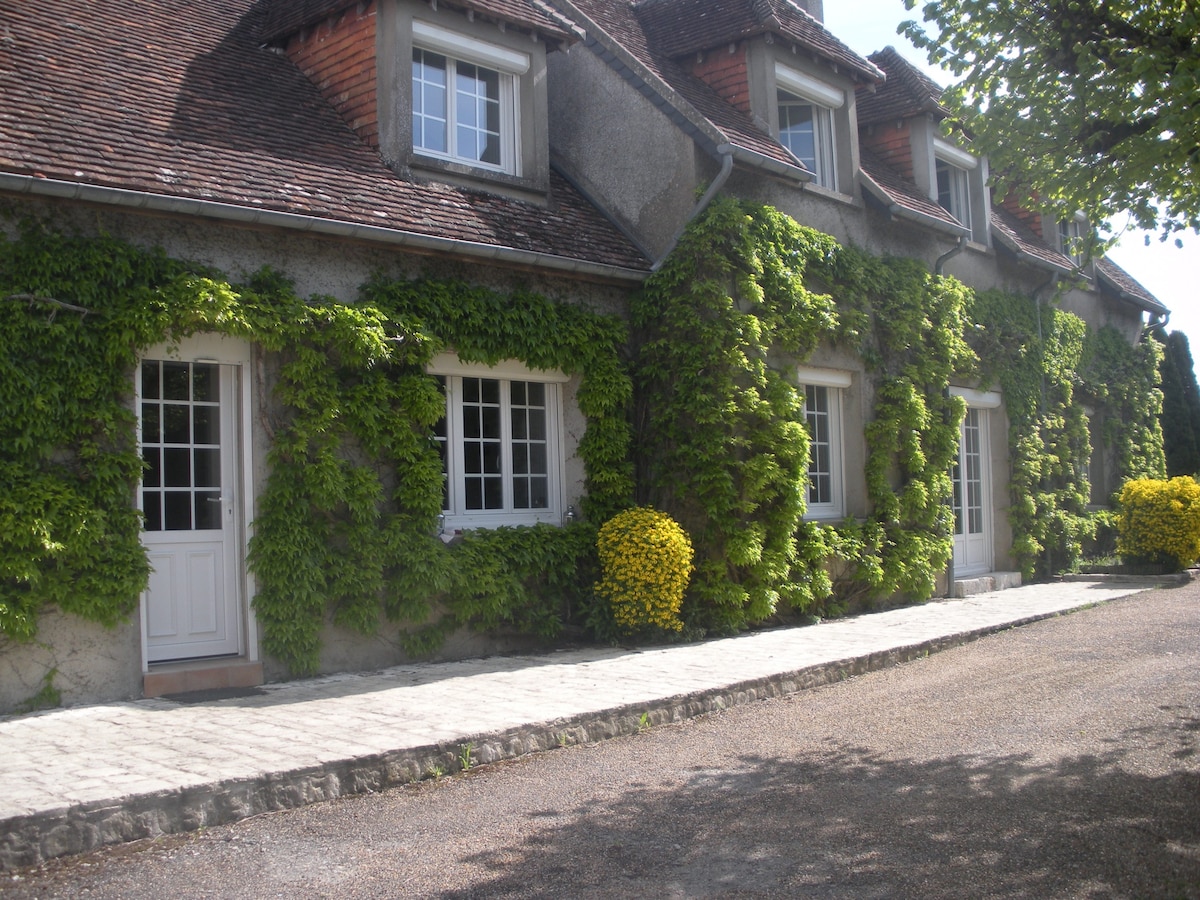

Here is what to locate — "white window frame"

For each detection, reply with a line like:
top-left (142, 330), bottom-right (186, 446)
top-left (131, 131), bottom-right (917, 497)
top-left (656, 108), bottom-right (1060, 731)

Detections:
top-left (430, 355), bottom-right (566, 531)
top-left (933, 139), bottom-right (977, 234)
top-left (796, 366), bottom-right (851, 520)
top-left (411, 21), bottom-right (527, 175)
top-left (775, 64), bottom-right (842, 190)
top-left (1058, 213), bottom-right (1088, 266)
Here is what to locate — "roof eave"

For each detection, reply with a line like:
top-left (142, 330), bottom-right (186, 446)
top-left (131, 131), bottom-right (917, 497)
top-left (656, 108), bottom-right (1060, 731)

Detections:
top-left (860, 172), bottom-right (970, 238)
top-left (0, 174), bottom-right (650, 285)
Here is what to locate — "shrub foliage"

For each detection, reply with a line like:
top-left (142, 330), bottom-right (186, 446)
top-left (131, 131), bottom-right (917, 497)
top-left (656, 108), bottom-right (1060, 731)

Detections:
top-left (1116, 477), bottom-right (1200, 571)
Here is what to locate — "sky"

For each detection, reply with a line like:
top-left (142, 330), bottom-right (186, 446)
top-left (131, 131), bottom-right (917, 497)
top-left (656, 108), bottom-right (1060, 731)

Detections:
top-left (821, 1), bottom-right (1198, 348)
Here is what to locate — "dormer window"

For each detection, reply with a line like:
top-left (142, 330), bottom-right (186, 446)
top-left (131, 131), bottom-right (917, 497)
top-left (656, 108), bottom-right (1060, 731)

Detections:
top-left (1058, 213), bottom-right (1088, 266)
top-left (411, 21), bottom-right (528, 175)
top-left (935, 158), bottom-right (971, 232)
top-left (775, 64), bottom-right (843, 190)
top-left (932, 138), bottom-right (988, 243)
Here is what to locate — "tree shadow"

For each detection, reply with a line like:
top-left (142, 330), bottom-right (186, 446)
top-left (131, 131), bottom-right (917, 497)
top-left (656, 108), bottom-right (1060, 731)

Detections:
top-left (442, 716), bottom-right (1200, 898)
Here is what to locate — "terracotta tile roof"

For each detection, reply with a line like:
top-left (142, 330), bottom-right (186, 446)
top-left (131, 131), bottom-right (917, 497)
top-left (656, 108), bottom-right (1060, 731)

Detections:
top-left (990, 206), bottom-right (1076, 273)
top-left (856, 46), bottom-right (949, 126)
top-left (858, 148), bottom-right (967, 235)
top-left (0, 0), bottom-right (647, 274)
top-left (260, 0), bottom-right (576, 46)
top-left (1095, 257), bottom-right (1169, 316)
top-left (633, 0), bottom-right (882, 84)
top-left (560, 0), bottom-right (804, 169)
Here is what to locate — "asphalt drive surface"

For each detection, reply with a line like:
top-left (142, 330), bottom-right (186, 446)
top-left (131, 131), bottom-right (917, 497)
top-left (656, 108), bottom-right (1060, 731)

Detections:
top-left (6, 584), bottom-right (1199, 899)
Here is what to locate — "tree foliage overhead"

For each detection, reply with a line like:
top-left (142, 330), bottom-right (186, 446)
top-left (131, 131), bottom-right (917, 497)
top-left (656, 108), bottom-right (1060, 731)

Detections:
top-left (901, 0), bottom-right (1200, 238)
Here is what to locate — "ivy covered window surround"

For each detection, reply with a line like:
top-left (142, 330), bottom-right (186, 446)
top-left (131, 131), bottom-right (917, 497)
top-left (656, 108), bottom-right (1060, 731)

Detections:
top-left (429, 355), bottom-right (568, 531)
top-left (796, 366), bottom-right (851, 519)
top-left (775, 63), bottom-right (842, 190)
top-left (411, 21), bottom-right (527, 174)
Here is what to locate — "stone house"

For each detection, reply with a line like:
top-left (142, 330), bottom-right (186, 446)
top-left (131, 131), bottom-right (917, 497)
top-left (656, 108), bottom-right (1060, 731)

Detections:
top-left (0, 0), bottom-right (1166, 712)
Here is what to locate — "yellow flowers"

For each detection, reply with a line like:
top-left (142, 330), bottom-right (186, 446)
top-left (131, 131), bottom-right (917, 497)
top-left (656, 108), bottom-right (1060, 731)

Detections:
top-left (1116, 477), bottom-right (1200, 571)
top-left (595, 507), bottom-right (694, 634)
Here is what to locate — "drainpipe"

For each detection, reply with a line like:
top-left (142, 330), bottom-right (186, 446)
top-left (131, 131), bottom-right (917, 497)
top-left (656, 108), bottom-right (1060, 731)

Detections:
top-left (1142, 311), bottom-right (1170, 338)
top-left (934, 235), bottom-right (968, 276)
top-left (937, 237), bottom-right (967, 597)
top-left (651, 144), bottom-right (735, 272)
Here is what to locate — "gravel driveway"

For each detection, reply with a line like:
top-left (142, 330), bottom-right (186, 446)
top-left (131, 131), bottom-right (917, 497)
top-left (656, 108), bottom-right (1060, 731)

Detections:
top-left (7, 583), bottom-right (1199, 898)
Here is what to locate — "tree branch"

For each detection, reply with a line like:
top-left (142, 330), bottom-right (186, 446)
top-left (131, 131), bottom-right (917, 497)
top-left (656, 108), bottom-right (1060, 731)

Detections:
top-left (4, 293), bottom-right (98, 316)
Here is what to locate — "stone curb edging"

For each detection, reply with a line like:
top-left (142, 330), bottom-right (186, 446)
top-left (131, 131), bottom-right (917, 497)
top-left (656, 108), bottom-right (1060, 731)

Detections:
top-left (0, 607), bottom-right (1072, 872)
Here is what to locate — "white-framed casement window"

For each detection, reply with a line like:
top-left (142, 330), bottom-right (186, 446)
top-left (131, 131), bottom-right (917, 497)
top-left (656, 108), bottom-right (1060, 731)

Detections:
top-left (411, 21), bottom-right (527, 174)
top-left (1058, 213), bottom-right (1088, 266)
top-left (933, 139), bottom-right (977, 234)
top-left (775, 64), bottom-right (842, 190)
top-left (796, 366), bottom-right (851, 519)
top-left (431, 355), bottom-right (566, 530)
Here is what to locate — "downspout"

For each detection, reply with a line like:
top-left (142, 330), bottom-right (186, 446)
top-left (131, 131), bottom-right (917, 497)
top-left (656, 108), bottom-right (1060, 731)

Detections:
top-left (934, 235), bottom-right (968, 276)
top-left (1142, 311), bottom-right (1170, 337)
top-left (651, 144), bottom-right (735, 272)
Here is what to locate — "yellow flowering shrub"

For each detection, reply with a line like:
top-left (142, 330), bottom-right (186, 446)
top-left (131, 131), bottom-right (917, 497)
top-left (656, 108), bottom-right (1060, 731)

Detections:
top-left (596, 507), bottom-right (694, 634)
top-left (1116, 477), bottom-right (1200, 571)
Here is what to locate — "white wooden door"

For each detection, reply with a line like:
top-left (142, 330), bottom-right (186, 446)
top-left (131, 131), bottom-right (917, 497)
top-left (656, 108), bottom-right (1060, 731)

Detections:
top-left (953, 407), bottom-right (992, 575)
top-left (139, 356), bottom-right (241, 661)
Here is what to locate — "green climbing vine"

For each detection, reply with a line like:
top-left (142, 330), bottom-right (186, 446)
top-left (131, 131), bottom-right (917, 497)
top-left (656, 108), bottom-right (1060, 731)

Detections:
top-left (971, 289), bottom-right (1165, 578)
top-left (1, 199), bottom-right (1168, 676)
top-left (632, 198), bottom-right (974, 633)
top-left (1, 214), bottom-right (632, 673)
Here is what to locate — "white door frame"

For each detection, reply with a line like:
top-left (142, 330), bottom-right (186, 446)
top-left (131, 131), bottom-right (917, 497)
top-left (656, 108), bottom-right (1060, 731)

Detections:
top-left (951, 387), bottom-right (1001, 577)
top-left (137, 334), bottom-right (258, 671)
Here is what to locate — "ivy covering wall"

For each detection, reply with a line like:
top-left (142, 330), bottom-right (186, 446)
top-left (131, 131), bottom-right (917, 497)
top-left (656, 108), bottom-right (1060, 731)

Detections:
top-left (0, 201), bottom-right (1166, 676)
top-left (0, 215), bottom-right (631, 673)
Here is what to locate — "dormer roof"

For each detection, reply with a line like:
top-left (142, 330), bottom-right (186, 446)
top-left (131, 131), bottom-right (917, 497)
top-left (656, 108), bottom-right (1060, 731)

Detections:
top-left (0, 0), bottom-right (648, 279)
top-left (260, 0), bottom-right (578, 47)
top-left (1095, 257), bottom-right (1170, 317)
top-left (559, 0), bottom-right (879, 177)
top-left (857, 47), bottom-right (949, 126)
top-left (633, 0), bottom-right (883, 84)
top-left (859, 148), bottom-right (968, 237)
top-left (990, 206), bottom-right (1076, 274)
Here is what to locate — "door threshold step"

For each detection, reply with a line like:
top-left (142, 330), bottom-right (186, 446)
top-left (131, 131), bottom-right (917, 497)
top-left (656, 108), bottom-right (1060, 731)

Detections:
top-left (143, 660), bottom-right (263, 699)
top-left (954, 571), bottom-right (1022, 598)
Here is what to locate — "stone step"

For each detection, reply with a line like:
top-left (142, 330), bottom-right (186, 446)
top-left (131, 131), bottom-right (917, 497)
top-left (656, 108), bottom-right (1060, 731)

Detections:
top-left (954, 571), bottom-right (1023, 598)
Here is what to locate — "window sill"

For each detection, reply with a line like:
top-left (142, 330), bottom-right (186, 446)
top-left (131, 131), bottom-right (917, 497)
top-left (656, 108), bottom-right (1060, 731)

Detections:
top-left (409, 155), bottom-right (549, 203)
top-left (799, 181), bottom-right (859, 207)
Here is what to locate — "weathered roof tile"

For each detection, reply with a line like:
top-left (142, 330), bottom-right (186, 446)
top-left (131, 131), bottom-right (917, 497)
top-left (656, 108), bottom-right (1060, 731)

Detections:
top-left (0, 0), bottom-right (647, 274)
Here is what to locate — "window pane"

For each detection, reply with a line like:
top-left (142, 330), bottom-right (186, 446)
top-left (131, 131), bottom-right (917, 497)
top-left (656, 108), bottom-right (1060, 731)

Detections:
top-left (195, 492), bottom-right (222, 530)
top-left (413, 49), bottom-right (448, 155)
top-left (192, 364), bottom-right (218, 402)
top-left (483, 475), bottom-right (503, 509)
top-left (481, 406), bottom-right (501, 439)
top-left (162, 362), bottom-right (189, 400)
top-left (141, 361), bottom-right (160, 399)
top-left (142, 447), bottom-right (161, 488)
top-left (164, 447), bottom-right (191, 488)
top-left (164, 491), bottom-right (191, 530)
top-left (141, 402), bottom-right (160, 443)
top-left (163, 404), bottom-right (189, 444)
top-left (142, 491), bottom-right (162, 532)
top-left (194, 448), bottom-right (220, 488)
top-left (455, 61), bottom-right (502, 165)
top-left (778, 92), bottom-right (816, 170)
top-left (193, 406), bottom-right (218, 445)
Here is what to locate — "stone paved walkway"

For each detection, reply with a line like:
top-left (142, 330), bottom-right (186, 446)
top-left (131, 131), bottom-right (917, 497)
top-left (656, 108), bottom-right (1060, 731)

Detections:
top-left (0, 579), bottom-right (1167, 870)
